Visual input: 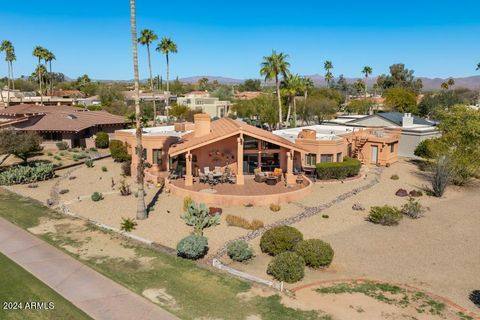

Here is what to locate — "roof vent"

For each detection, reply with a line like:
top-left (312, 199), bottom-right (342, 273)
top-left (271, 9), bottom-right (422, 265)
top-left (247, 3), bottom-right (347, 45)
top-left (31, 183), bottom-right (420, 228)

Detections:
top-left (67, 114), bottom-right (77, 119)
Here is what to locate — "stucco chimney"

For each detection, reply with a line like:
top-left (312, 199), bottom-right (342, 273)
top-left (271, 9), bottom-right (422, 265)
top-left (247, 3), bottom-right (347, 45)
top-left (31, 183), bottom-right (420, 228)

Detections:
top-left (194, 113), bottom-right (211, 137)
top-left (402, 113), bottom-right (413, 127)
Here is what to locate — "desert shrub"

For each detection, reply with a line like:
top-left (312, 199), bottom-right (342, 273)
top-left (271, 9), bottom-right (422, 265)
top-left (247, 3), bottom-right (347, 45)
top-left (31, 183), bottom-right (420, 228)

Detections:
top-left (267, 252), bottom-right (305, 283)
top-left (109, 140), bottom-right (130, 162)
top-left (390, 174), bottom-right (399, 180)
top-left (85, 158), bottom-right (94, 168)
top-left (316, 157), bottom-right (361, 180)
top-left (227, 240), bottom-right (253, 262)
top-left (225, 215), bottom-right (264, 230)
top-left (432, 155), bottom-right (450, 197)
top-left (176, 235), bottom-right (208, 260)
top-left (181, 201), bottom-right (220, 235)
top-left (56, 141), bottom-right (68, 150)
top-left (47, 151), bottom-right (53, 156)
top-left (395, 188), bottom-right (408, 197)
top-left (95, 132), bottom-right (109, 149)
top-left (89, 147), bottom-right (98, 152)
top-left (249, 219), bottom-right (264, 230)
top-left (295, 239), bottom-right (334, 268)
top-left (91, 192), bottom-right (103, 202)
top-left (59, 151), bottom-right (65, 156)
top-left (269, 203), bottom-right (281, 212)
top-left (260, 226), bottom-right (303, 256)
top-left (73, 152), bottom-right (88, 161)
top-left (119, 180), bottom-right (131, 196)
top-left (0, 163), bottom-right (55, 186)
top-left (183, 196), bottom-right (193, 212)
top-left (322, 214), bottom-right (329, 218)
top-left (121, 161), bottom-right (131, 176)
top-left (368, 206), bottom-right (402, 226)
top-left (101, 166), bottom-right (108, 172)
top-left (401, 198), bottom-right (426, 219)
top-left (59, 189), bottom-right (69, 194)
top-left (120, 217), bottom-right (137, 232)
top-left (414, 138), bottom-right (440, 159)
top-left (54, 155), bottom-right (62, 160)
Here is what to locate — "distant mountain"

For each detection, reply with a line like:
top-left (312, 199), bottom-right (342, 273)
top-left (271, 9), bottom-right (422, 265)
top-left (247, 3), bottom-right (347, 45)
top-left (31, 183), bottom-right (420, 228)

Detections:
top-left (179, 75), bottom-right (243, 85)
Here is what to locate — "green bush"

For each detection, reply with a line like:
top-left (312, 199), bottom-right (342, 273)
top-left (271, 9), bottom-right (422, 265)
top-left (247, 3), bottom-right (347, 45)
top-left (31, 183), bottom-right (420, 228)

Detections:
top-left (0, 163), bottom-right (55, 186)
top-left (295, 239), bottom-right (334, 268)
top-left (120, 217), bottom-right (137, 232)
top-left (368, 205), bottom-right (403, 226)
top-left (72, 152), bottom-right (88, 161)
top-left (260, 226), bottom-right (303, 256)
top-left (56, 141), bottom-right (68, 150)
top-left (227, 240), bottom-right (253, 262)
top-left (91, 192), bottom-right (103, 202)
top-left (95, 132), bottom-right (110, 148)
top-left (414, 138), bottom-right (440, 159)
top-left (401, 197), bottom-right (426, 219)
top-left (101, 166), bottom-right (108, 172)
top-left (109, 140), bottom-right (131, 162)
top-left (267, 252), bottom-right (305, 283)
top-left (85, 158), bottom-right (94, 168)
top-left (390, 174), bottom-right (399, 180)
top-left (176, 235), bottom-right (208, 260)
top-left (316, 157), bottom-right (361, 180)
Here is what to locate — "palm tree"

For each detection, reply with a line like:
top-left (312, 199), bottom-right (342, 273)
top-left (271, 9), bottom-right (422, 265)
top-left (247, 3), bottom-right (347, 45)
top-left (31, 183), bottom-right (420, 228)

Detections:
top-left (0, 41), bottom-right (15, 104)
top-left (476, 63), bottom-right (480, 71)
top-left (299, 77), bottom-right (314, 125)
top-left (44, 50), bottom-right (56, 96)
top-left (362, 66), bottom-right (373, 97)
top-left (32, 46), bottom-right (47, 105)
top-left (324, 60), bottom-right (334, 86)
top-left (138, 29), bottom-right (158, 125)
top-left (156, 37), bottom-right (177, 118)
top-left (260, 50), bottom-right (290, 127)
top-left (129, 0), bottom-right (147, 220)
top-left (281, 74), bottom-right (302, 127)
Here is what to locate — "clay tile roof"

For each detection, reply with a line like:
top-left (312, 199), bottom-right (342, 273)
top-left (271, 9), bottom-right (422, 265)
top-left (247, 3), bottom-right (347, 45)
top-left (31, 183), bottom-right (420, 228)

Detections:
top-left (169, 117), bottom-right (306, 155)
top-left (0, 104), bottom-right (125, 132)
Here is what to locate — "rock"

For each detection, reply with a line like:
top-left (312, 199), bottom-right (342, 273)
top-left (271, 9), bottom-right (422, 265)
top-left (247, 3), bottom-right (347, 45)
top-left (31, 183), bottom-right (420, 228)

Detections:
top-left (46, 199), bottom-right (54, 206)
top-left (352, 203), bottom-right (365, 211)
top-left (395, 188), bottom-right (409, 197)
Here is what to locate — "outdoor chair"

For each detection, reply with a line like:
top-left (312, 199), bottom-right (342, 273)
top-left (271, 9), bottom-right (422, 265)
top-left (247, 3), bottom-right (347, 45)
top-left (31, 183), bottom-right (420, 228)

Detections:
top-left (204, 167), bottom-right (211, 175)
top-left (208, 173), bottom-right (218, 186)
top-left (272, 168), bottom-right (283, 182)
top-left (199, 172), bottom-right (208, 184)
top-left (254, 168), bottom-right (267, 183)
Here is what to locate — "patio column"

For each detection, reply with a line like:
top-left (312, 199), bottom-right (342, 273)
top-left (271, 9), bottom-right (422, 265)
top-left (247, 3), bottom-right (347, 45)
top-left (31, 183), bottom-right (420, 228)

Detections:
top-left (257, 140), bottom-right (262, 170)
top-left (236, 134), bottom-right (244, 185)
top-left (286, 149), bottom-right (295, 185)
top-left (185, 152), bottom-right (193, 186)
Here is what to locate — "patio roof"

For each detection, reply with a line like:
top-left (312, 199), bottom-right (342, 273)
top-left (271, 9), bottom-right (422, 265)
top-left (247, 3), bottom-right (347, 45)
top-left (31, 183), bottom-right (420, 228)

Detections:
top-left (168, 118), bottom-right (307, 156)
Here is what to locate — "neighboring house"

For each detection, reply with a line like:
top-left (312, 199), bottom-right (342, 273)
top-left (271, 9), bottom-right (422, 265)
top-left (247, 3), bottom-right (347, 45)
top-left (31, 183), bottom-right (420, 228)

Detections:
top-left (343, 112), bottom-right (440, 157)
top-left (177, 92), bottom-right (231, 118)
top-left (0, 104), bottom-right (126, 149)
top-left (122, 91), bottom-right (177, 105)
top-left (234, 91), bottom-right (262, 100)
top-left (77, 95), bottom-right (101, 106)
top-left (51, 90), bottom-right (85, 99)
top-left (115, 113), bottom-right (400, 186)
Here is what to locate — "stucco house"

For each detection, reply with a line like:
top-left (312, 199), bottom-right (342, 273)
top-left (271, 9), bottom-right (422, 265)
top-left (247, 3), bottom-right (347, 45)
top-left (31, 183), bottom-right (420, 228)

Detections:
top-left (176, 92), bottom-right (231, 118)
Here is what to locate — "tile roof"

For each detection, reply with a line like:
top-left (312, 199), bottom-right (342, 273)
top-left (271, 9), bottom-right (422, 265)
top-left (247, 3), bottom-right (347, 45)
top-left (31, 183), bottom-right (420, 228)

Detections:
top-left (0, 104), bottom-right (125, 132)
top-left (169, 117), bottom-right (306, 155)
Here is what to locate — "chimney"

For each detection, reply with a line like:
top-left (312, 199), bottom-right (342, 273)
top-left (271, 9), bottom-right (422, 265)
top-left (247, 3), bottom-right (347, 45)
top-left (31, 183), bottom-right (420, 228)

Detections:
top-left (194, 113), bottom-right (211, 137)
top-left (402, 113), bottom-right (413, 127)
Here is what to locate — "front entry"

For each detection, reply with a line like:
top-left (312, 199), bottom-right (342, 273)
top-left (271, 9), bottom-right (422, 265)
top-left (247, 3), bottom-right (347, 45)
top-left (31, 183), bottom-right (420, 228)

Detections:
top-left (371, 145), bottom-right (379, 164)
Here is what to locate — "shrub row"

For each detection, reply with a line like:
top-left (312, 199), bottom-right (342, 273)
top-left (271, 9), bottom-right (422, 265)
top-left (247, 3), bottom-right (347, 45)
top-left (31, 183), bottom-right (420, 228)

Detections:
top-left (316, 157), bottom-right (361, 180)
top-left (0, 163), bottom-right (55, 185)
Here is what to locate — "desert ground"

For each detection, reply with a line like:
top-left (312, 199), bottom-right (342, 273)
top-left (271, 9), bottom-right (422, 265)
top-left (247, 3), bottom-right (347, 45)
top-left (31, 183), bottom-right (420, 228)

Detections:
top-left (3, 157), bottom-right (480, 319)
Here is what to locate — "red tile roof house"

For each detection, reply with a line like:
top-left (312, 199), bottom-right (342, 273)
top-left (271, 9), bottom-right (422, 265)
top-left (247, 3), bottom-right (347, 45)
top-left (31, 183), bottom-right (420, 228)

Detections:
top-left (0, 104), bottom-right (126, 150)
top-left (115, 113), bottom-right (400, 206)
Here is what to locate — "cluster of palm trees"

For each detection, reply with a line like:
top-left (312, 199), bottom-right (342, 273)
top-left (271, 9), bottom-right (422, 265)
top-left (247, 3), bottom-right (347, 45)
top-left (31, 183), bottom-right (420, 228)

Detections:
top-left (32, 46), bottom-right (56, 105)
top-left (0, 40), bottom-right (16, 104)
top-left (137, 29), bottom-right (177, 124)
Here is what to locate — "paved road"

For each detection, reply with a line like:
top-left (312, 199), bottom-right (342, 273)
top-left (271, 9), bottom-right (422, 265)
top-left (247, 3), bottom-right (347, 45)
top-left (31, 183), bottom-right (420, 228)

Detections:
top-left (0, 218), bottom-right (178, 320)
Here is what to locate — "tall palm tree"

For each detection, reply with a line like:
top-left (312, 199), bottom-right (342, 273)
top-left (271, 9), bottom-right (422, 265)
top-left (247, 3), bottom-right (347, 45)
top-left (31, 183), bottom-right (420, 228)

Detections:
top-left (129, 0), bottom-right (147, 220)
top-left (324, 60), bottom-right (333, 86)
top-left (299, 77), bottom-right (314, 125)
top-left (1, 41), bottom-right (15, 104)
top-left (138, 29), bottom-right (158, 125)
top-left (44, 50), bottom-right (56, 96)
top-left (32, 46), bottom-right (47, 105)
top-left (362, 66), bottom-right (373, 97)
top-left (281, 74), bottom-right (302, 127)
top-left (156, 37), bottom-right (177, 118)
top-left (260, 50), bottom-right (290, 127)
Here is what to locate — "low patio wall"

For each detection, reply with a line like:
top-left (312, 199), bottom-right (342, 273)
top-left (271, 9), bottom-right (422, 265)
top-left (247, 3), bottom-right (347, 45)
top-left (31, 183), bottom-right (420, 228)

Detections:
top-left (166, 178), bottom-right (312, 207)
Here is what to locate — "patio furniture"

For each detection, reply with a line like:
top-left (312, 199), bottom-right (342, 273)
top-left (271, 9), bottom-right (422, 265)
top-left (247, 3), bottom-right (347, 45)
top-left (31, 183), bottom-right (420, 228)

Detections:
top-left (168, 165), bottom-right (183, 180)
top-left (303, 167), bottom-right (316, 182)
top-left (266, 176), bottom-right (278, 186)
top-left (207, 173), bottom-right (218, 186)
top-left (199, 172), bottom-right (208, 184)
top-left (272, 168), bottom-right (283, 182)
top-left (204, 167), bottom-right (211, 175)
top-left (254, 168), bottom-right (267, 183)
top-left (296, 175), bottom-right (304, 184)
top-left (227, 174), bottom-right (236, 184)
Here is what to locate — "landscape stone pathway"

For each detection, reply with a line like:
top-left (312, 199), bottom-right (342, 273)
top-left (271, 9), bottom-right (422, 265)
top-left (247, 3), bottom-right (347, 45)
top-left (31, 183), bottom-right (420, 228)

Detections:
top-left (212, 166), bottom-right (383, 260)
top-left (0, 218), bottom-right (178, 320)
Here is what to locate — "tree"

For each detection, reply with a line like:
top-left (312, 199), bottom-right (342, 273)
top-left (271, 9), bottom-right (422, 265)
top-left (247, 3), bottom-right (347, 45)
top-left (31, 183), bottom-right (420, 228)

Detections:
top-left (32, 46), bottom-right (47, 105)
top-left (353, 79), bottom-right (365, 95)
top-left (418, 91), bottom-right (463, 118)
top-left (307, 96), bottom-right (337, 124)
top-left (197, 77), bottom-right (209, 90)
top-left (260, 50), bottom-right (290, 127)
top-left (0, 131), bottom-right (42, 164)
top-left (239, 79), bottom-right (261, 91)
top-left (169, 103), bottom-right (190, 121)
top-left (232, 94), bottom-right (278, 129)
top-left (362, 66), bottom-right (373, 97)
top-left (281, 74), bottom-right (302, 126)
top-left (211, 86), bottom-right (233, 101)
top-left (345, 99), bottom-right (373, 114)
top-left (138, 29), bottom-right (158, 125)
top-left (0, 40), bottom-right (16, 104)
top-left (129, 0), bottom-right (147, 220)
top-left (156, 37), bottom-right (177, 117)
top-left (384, 87), bottom-right (418, 114)
top-left (440, 78), bottom-right (455, 90)
top-left (376, 63), bottom-right (423, 93)
top-left (324, 60), bottom-right (334, 86)
top-left (44, 50), bottom-right (55, 96)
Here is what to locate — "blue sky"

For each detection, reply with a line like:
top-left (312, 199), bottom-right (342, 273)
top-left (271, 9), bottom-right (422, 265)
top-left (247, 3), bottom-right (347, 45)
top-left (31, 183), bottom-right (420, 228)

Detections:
top-left (1, 0), bottom-right (479, 80)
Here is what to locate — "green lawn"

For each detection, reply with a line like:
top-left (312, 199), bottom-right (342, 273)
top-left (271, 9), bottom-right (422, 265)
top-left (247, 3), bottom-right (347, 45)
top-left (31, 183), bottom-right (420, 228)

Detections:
top-left (0, 189), bottom-right (331, 320)
top-left (0, 253), bottom-right (91, 320)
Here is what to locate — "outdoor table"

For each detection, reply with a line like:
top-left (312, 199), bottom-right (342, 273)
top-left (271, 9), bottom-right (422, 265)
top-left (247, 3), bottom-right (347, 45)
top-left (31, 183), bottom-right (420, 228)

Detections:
top-left (266, 176), bottom-right (278, 186)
